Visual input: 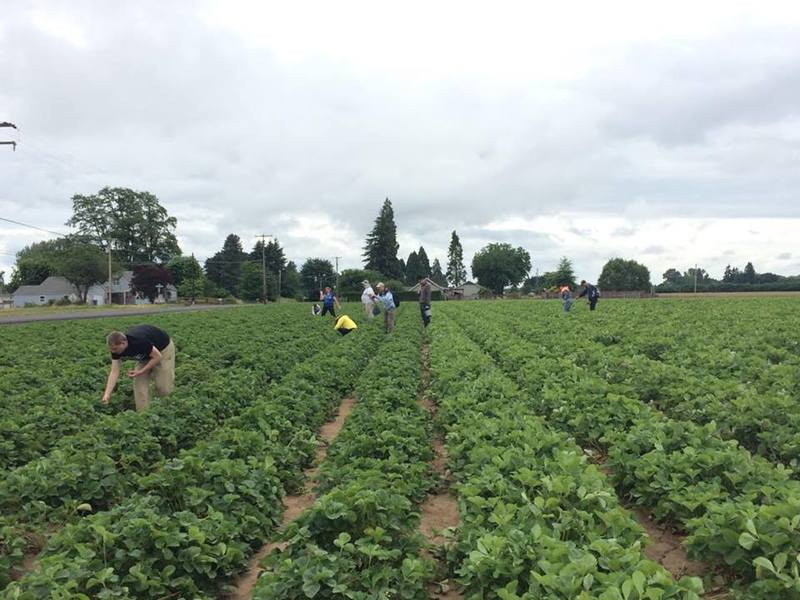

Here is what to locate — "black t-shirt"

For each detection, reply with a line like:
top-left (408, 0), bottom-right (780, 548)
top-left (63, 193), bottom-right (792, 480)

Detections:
top-left (111, 325), bottom-right (170, 362)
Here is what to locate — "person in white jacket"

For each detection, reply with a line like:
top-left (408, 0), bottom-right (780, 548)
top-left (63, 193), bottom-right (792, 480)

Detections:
top-left (361, 279), bottom-right (378, 319)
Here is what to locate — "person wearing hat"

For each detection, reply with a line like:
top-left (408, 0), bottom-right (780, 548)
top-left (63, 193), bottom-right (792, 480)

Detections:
top-left (360, 279), bottom-right (378, 320)
top-left (375, 282), bottom-right (396, 333)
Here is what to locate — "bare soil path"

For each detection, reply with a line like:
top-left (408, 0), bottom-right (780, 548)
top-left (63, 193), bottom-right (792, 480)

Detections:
top-left (418, 341), bottom-right (463, 600)
top-left (226, 396), bottom-right (356, 600)
top-left (634, 507), bottom-right (708, 579)
top-left (588, 450), bottom-right (727, 595)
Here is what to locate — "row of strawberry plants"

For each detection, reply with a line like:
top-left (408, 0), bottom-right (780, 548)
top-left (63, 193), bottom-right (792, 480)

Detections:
top-left (443, 303), bottom-right (800, 598)
top-left (591, 343), bottom-right (800, 469)
top-left (253, 311), bottom-right (436, 598)
top-left (428, 313), bottom-right (702, 599)
top-left (0, 307), bottom-right (335, 588)
top-left (3, 314), bottom-right (383, 598)
top-left (579, 299), bottom-right (800, 394)
top-left (0, 306), bottom-right (323, 470)
top-left (471, 302), bottom-right (800, 469)
top-left (494, 303), bottom-right (800, 466)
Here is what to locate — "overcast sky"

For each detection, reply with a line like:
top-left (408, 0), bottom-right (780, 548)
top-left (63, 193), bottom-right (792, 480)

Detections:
top-left (2, 1), bottom-right (800, 284)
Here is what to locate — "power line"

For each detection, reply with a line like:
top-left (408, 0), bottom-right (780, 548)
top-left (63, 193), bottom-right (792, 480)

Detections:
top-left (0, 216), bottom-right (66, 237)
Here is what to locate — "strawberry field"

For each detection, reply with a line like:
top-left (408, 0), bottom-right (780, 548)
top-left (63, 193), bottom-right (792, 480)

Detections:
top-left (1, 298), bottom-right (799, 599)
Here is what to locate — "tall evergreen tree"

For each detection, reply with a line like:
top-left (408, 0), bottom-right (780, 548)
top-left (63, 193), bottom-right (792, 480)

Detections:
top-left (205, 234), bottom-right (248, 296)
top-left (362, 198), bottom-right (401, 278)
top-left (405, 251), bottom-right (419, 284)
top-left (416, 246), bottom-right (431, 279)
top-left (446, 230), bottom-right (467, 286)
top-left (743, 262), bottom-right (756, 284)
top-left (281, 261), bottom-right (302, 299)
top-left (300, 258), bottom-right (336, 300)
top-left (250, 239), bottom-right (287, 274)
top-left (431, 258), bottom-right (447, 287)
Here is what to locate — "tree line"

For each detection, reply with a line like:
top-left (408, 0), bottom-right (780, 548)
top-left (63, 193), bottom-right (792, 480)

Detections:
top-left (658, 262), bottom-right (800, 293)
top-left (2, 190), bottom-right (655, 301)
top-left (10, 187), bottom-right (795, 303)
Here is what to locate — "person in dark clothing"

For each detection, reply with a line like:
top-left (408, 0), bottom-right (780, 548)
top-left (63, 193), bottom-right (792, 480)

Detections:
top-left (102, 324), bottom-right (176, 411)
top-left (578, 280), bottom-right (600, 311)
top-left (418, 276), bottom-right (432, 327)
top-left (319, 287), bottom-right (341, 317)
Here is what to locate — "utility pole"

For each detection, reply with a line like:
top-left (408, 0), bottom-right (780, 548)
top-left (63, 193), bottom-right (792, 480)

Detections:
top-left (333, 256), bottom-right (341, 294)
top-left (255, 234), bottom-right (272, 303)
top-left (106, 243), bottom-right (112, 305)
top-left (0, 122), bottom-right (17, 151)
top-left (693, 263), bottom-right (698, 294)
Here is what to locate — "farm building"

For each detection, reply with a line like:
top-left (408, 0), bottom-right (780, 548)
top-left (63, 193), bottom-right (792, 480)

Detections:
top-left (445, 281), bottom-right (487, 300)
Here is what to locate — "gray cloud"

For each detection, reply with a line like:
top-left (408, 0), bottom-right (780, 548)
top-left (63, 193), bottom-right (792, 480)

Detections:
top-left (2, 2), bottom-right (800, 283)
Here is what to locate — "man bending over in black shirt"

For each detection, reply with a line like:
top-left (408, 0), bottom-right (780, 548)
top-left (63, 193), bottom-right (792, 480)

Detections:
top-left (102, 324), bottom-right (176, 411)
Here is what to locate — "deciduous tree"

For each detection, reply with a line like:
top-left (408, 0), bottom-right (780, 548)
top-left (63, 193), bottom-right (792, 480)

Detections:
top-left (66, 187), bottom-right (180, 265)
top-left (471, 243), bottom-right (531, 295)
top-left (131, 264), bottom-right (173, 303)
top-left (597, 258), bottom-right (651, 291)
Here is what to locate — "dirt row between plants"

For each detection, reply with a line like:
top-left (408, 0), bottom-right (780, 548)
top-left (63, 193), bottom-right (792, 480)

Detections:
top-left (588, 450), bottom-right (729, 596)
top-left (226, 395), bottom-right (356, 600)
top-left (418, 341), bottom-right (463, 600)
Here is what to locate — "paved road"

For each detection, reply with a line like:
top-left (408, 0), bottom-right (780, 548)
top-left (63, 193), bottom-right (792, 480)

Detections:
top-left (0, 303), bottom-right (248, 325)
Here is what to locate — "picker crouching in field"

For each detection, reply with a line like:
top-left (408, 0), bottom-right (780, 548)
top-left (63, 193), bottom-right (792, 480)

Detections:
top-left (578, 280), bottom-right (600, 311)
top-left (418, 276), bottom-right (432, 327)
top-left (102, 325), bottom-right (176, 411)
top-left (376, 282), bottom-right (396, 333)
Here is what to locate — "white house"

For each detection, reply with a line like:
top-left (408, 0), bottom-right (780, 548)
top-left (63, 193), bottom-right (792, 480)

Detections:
top-left (13, 272), bottom-right (177, 307)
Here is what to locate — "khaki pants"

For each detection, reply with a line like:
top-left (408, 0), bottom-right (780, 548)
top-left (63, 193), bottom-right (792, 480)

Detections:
top-left (133, 340), bottom-right (176, 411)
top-left (384, 308), bottom-right (396, 333)
top-left (364, 302), bottom-right (375, 320)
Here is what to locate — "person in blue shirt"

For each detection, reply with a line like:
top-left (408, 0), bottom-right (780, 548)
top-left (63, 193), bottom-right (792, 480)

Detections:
top-left (578, 280), bottom-right (600, 311)
top-left (319, 286), bottom-right (341, 317)
top-left (375, 282), bottom-right (396, 333)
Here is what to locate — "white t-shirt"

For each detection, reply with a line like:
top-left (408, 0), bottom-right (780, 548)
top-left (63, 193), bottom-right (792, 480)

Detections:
top-left (361, 286), bottom-right (375, 304)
